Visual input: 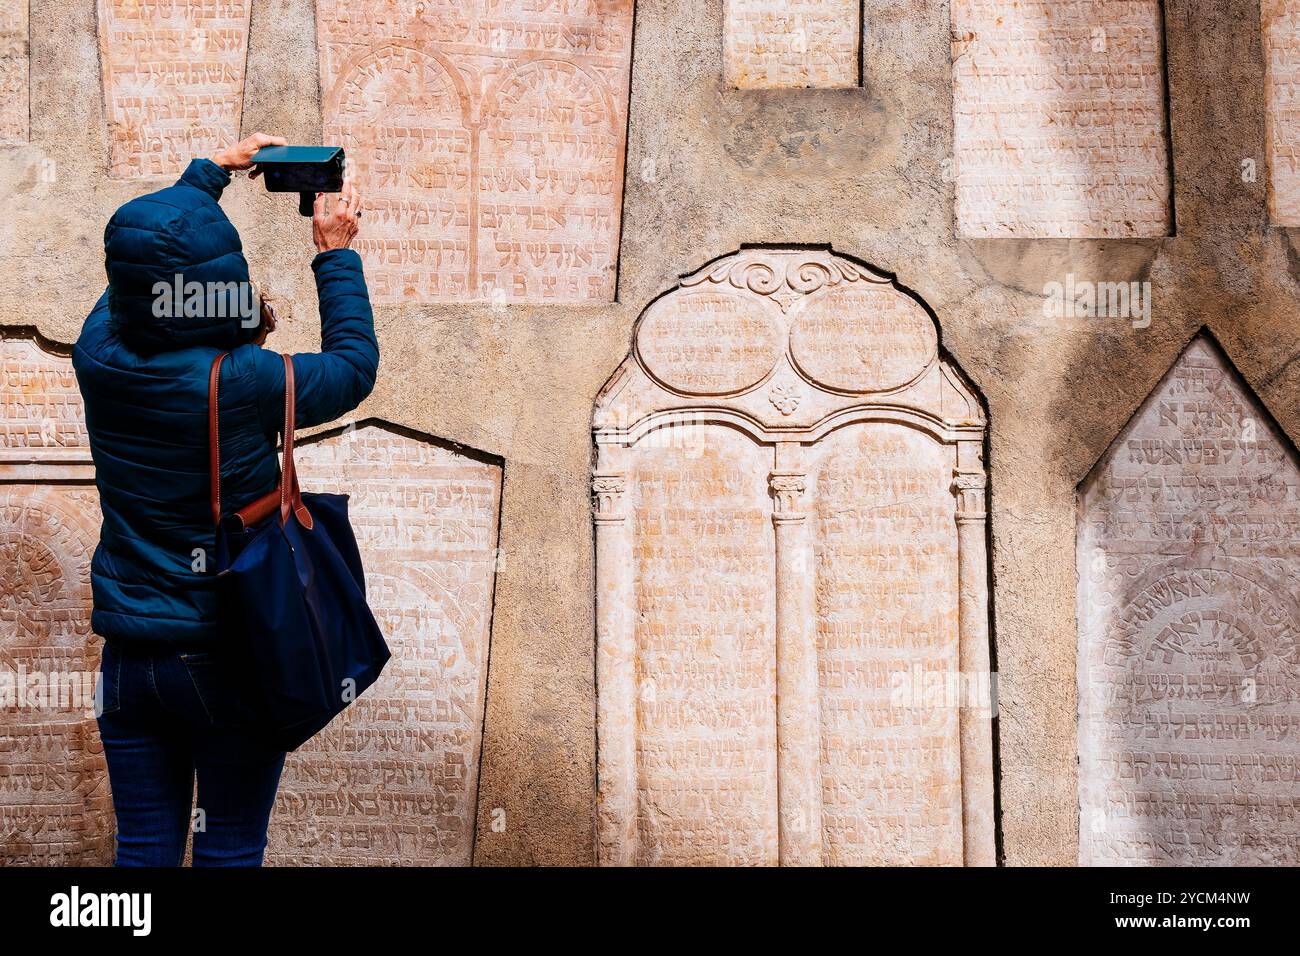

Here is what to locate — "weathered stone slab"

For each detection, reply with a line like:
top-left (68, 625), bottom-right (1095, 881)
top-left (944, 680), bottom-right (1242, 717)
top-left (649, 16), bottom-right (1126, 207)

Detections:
top-left (267, 423), bottom-right (501, 866)
top-left (1078, 333), bottom-right (1300, 865)
top-left (815, 425), bottom-right (964, 865)
top-left (1264, 2), bottom-right (1300, 224)
top-left (723, 0), bottom-right (859, 89)
top-left (0, 336), bottom-right (111, 866)
top-left (593, 248), bottom-right (994, 866)
top-left (97, 0), bottom-right (252, 179)
top-left (317, 0), bottom-right (634, 305)
top-left (0, 0), bottom-right (27, 143)
top-left (951, 0), bottom-right (1172, 238)
top-left (0, 335), bottom-right (502, 866)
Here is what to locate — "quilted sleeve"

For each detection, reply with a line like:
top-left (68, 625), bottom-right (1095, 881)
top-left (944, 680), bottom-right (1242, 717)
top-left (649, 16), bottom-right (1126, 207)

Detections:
top-left (252, 248), bottom-right (380, 433)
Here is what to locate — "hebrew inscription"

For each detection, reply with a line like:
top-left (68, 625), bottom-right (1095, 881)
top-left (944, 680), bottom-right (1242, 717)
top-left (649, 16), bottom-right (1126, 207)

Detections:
top-left (593, 249), bottom-right (994, 866)
top-left (723, 0), bottom-right (859, 89)
top-left (0, 337), bottom-right (112, 866)
top-left (0, 0), bottom-right (27, 143)
top-left (1078, 335), bottom-right (1300, 864)
top-left (814, 425), bottom-right (963, 865)
top-left (951, 0), bottom-right (1172, 238)
top-left (318, 0), bottom-right (634, 305)
top-left (1264, 2), bottom-right (1300, 224)
top-left (268, 424), bottom-right (501, 866)
top-left (98, 0), bottom-right (252, 179)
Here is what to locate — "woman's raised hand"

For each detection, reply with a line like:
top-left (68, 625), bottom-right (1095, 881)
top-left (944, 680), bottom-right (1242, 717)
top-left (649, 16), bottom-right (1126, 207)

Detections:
top-left (312, 177), bottom-right (362, 253)
top-left (212, 132), bottom-right (287, 177)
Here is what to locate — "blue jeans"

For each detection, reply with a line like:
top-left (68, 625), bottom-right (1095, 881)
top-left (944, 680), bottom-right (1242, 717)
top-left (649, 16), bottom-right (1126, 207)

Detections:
top-left (96, 641), bottom-right (286, 867)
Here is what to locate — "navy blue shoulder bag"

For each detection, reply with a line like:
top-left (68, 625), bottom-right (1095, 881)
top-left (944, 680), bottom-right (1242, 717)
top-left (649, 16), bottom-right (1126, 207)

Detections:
top-left (209, 352), bottom-right (390, 752)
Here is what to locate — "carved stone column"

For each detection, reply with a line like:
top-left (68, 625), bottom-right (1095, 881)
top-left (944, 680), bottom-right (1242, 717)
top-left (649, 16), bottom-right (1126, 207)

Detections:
top-left (593, 472), bottom-right (636, 865)
top-left (952, 469), bottom-right (996, 866)
top-left (770, 470), bottom-right (822, 866)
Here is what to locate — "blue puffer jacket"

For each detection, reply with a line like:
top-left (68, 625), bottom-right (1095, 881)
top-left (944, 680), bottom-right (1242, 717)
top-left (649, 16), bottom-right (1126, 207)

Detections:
top-left (73, 158), bottom-right (379, 650)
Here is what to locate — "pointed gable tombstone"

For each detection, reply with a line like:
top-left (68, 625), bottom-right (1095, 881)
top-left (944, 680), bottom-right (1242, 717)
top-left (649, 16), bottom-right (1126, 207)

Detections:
top-left (268, 421), bottom-right (503, 866)
top-left (1078, 332), bottom-right (1300, 865)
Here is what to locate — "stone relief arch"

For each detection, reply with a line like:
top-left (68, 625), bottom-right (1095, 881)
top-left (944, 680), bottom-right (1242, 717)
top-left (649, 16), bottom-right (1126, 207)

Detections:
top-left (592, 247), bottom-right (996, 866)
top-left (316, 0), bottom-right (635, 304)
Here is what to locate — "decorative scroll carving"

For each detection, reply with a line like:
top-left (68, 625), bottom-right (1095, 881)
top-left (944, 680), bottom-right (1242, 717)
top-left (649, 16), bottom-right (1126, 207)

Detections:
top-left (268, 423), bottom-right (502, 866)
top-left (593, 248), bottom-right (993, 866)
top-left (0, 0), bottom-right (27, 143)
top-left (97, 0), bottom-right (252, 179)
top-left (1078, 333), bottom-right (1300, 865)
top-left (951, 0), bottom-right (1172, 238)
top-left (317, 0), bottom-right (634, 305)
top-left (0, 336), bottom-right (111, 866)
top-left (1264, 2), bottom-right (1300, 224)
top-left (723, 0), bottom-right (859, 89)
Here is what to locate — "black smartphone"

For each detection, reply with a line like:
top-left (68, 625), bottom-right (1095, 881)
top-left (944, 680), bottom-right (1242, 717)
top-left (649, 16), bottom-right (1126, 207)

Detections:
top-left (252, 146), bottom-right (346, 215)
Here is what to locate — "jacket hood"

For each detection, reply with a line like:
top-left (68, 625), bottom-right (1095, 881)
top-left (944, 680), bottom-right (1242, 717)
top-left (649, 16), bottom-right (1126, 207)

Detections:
top-left (104, 162), bottom-right (259, 354)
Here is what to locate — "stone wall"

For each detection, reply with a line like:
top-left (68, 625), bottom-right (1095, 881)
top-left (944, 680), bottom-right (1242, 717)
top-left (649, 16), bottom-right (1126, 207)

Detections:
top-left (4, 0), bottom-right (1300, 866)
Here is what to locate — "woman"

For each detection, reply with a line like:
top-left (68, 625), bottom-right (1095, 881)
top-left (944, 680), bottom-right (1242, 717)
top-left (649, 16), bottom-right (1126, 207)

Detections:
top-left (72, 133), bottom-right (379, 866)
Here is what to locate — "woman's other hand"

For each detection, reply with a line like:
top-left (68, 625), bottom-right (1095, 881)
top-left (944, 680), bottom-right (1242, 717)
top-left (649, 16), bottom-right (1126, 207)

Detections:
top-left (212, 132), bottom-right (287, 177)
top-left (312, 177), bottom-right (361, 253)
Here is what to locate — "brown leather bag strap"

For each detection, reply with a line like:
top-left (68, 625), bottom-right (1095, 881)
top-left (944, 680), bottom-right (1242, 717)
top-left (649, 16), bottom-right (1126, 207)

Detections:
top-left (209, 352), bottom-right (312, 530)
top-left (280, 353), bottom-right (296, 525)
top-left (208, 353), bottom-right (227, 526)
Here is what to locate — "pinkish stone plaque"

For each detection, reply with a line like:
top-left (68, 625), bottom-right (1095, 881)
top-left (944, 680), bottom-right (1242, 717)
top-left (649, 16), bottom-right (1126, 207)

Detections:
top-left (951, 0), bottom-right (1172, 238)
top-left (317, 0), bottom-right (634, 305)
top-left (723, 0), bottom-right (859, 89)
top-left (0, 336), bottom-right (112, 866)
top-left (0, 0), bottom-right (27, 143)
top-left (266, 423), bottom-right (502, 866)
top-left (1264, 2), bottom-right (1300, 224)
top-left (97, 0), bottom-right (252, 179)
top-left (593, 249), bottom-right (995, 866)
top-left (1078, 333), bottom-right (1300, 864)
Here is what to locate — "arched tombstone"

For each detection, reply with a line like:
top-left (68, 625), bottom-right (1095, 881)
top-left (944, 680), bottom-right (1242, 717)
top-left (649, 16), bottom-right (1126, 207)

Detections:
top-left (1078, 331), bottom-right (1300, 865)
top-left (316, 0), bottom-right (634, 305)
top-left (592, 248), bottom-right (995, 866)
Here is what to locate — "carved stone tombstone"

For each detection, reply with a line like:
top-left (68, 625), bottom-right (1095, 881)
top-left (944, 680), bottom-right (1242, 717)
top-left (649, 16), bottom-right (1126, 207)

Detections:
top-left (951, 0), bottom-right (1172, 238)
top-left (593, 249), bottom-right (995, 866)
top-left (317, 0), bottom-right (634, 305)
top-left (0, 0), bottom-right (27, 143)
top-left (1078, 333), bottom-right (1300, 865)
top-left (1264, 1), bottom-right (1300, 224)
top-left (262, 422), bottom-right (502, 866)
top-left (0, 335), bottom-right (502, 866)
top-left (723, 0), bottom-right (859, 89)
top-left (97, 0), bottom-right (252, 178)
top-left (0, 334), bottom-right (113, 865)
